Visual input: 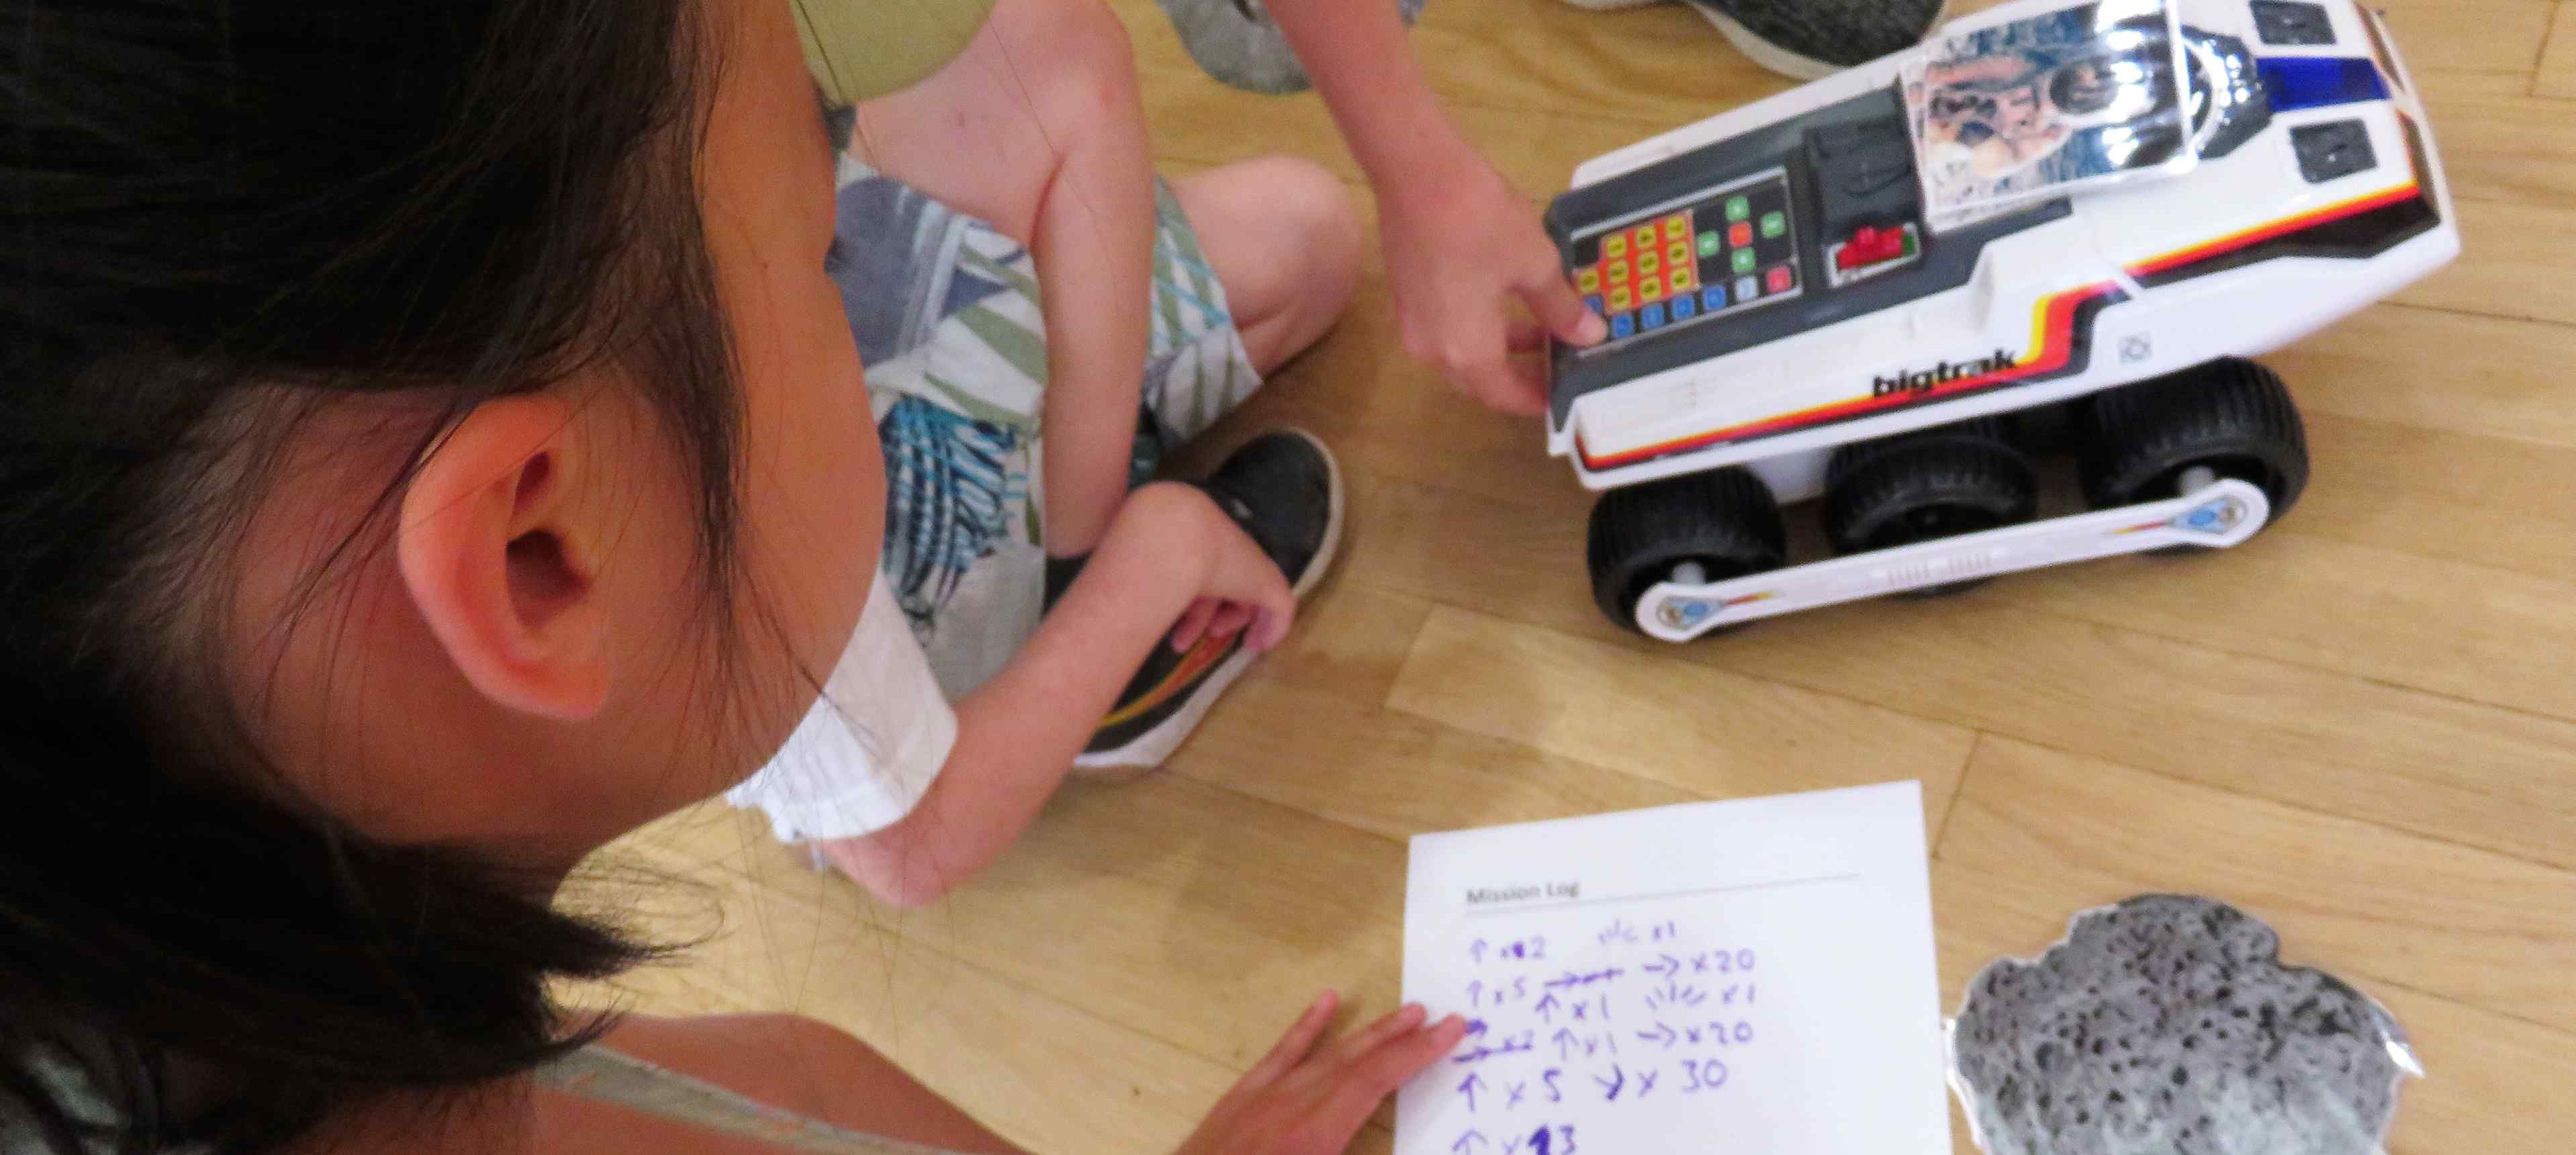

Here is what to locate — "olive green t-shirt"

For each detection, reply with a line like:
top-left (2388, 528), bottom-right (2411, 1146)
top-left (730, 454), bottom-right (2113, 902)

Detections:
top-left (794, 0), bottom-right (1001, 104)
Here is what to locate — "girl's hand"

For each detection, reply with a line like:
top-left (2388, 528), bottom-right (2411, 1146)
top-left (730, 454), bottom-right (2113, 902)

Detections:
top-left (1379, 146), bottom-right (1607, 418)
top-left (1179, 993), bottom-right (1470, 1155)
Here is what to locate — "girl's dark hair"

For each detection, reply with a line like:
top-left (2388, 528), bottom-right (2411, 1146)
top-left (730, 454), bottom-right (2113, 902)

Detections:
top-left (5, 1), bottom-right (747, 1150)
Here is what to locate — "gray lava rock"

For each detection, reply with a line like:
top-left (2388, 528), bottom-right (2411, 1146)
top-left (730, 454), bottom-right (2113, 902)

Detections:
top-left (1951, 896), bottom-right (2414, 1155)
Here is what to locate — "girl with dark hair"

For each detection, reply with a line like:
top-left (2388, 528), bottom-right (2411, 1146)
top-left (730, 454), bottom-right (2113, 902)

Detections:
top-left (1, 0), bottom-right (1463, 1150)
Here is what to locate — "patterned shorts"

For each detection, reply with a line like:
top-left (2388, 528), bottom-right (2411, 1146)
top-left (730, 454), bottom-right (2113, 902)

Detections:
top-left (826, 156), bottom-right (1265, 699)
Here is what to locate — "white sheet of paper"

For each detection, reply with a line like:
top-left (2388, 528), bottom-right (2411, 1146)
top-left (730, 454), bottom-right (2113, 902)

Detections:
top-left (1394, 782), bottom-right (1948, 1155)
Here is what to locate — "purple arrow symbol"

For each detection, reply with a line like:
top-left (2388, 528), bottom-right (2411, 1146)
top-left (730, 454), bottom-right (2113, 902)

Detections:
top-left (1534, 994), bottom-right (1561, 1023)
top-left (1453, 1130), bottom-right (1489, 1155)
top-left (1457, 1072), bottom-right (1487, 1113)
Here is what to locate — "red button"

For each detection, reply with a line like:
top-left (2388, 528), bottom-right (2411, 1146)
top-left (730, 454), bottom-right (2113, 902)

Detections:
top-left (1836, 225), bottom-right (1910, 271)
top-left (1765, 265), bottom-right (1795, 293)
top-left (1729, 221), bottom-right (1755, 248)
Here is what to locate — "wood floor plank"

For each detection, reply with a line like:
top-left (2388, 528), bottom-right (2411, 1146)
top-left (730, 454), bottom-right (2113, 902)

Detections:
top-left (590, 806), bottom-right (1243, 1155)
top-left (2276, 307), bottom-right (2576, 450)
top-left (1176, 675), bottom-right (1709, 843)
top-left (2540, 1), bottom-right (2576, 99)
top-left (837, 773), bottom-right (1420, 1066)
top-left (2298, 412), bottom-right (2576, 586)
top-left (1932, 845), bottom-right (2576, 1155)
top-left (1339, 472), bottom-right (2576, 870)
top-left (2419, 71), bottom-right (2576, 208)
top-left (1980, 529), bottom-right (2576, 723)
top-left (2388, 198), bottom-right (2576, 328)
top-left (1933, 737), bottom-right (2576, 1036)
top-left (1385, 606), bottom-right (1976, 841)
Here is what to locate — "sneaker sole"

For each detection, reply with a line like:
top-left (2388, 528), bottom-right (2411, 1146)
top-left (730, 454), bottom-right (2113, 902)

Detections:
top-left (1070, 428), bottom-right (1344, 778)
top-left (1682, 0), bottom-right (1951, 82)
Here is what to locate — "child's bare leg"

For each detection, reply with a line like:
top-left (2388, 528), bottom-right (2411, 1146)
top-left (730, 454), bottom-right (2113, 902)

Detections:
top-left (847, 0), bottom-right (1154, 559)
top-left (1166, 157), bottom-right (1363, 375)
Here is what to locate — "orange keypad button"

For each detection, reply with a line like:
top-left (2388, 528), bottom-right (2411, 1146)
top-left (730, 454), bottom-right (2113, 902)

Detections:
top-left (1729, 221), bottom-right (1754, 248)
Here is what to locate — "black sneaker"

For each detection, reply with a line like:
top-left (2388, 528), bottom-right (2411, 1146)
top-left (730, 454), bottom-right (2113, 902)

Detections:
top-left (1074, 429), bottom-right (1344, 774)
top-left (1680, 0), bottom-right (1947, 80)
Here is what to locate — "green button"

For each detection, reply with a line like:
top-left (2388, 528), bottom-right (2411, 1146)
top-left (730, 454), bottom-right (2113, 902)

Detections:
top-left (1697, 231), bottom-right (1722, 257)
top-left (1761, 210), bottom-right (1788, 239)
top-left (1731, 248), bottom-right (1758, 275)
top-left (1725, 196), bottom-right (1751, 222)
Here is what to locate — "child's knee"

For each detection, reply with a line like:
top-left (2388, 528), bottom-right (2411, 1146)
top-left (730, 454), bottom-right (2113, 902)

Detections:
top-left (1262, 158), bottom-right (1362, 314)
top-left (997, 0), bottom-right (1141, 122)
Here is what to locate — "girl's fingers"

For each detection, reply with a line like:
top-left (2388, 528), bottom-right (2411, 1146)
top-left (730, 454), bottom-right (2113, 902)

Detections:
top-left (1322, 1015), bottom-right (1471, 1125)
top-left (1319, 1003), bottom-right (1430, 1070)
top-left (1242, 991), bottom-right (1340, 1090)
top-left (1505, 320), bottom-right (1550, 355)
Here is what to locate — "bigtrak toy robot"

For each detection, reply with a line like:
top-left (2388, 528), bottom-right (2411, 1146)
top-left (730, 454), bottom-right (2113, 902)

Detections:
top-left (1545, 0), bottom-right (2458, 640)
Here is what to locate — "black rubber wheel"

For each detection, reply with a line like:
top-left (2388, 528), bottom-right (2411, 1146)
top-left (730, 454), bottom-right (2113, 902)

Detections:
top-left (2076, 358), bottom-right (2309, 522)
top-left (1821, 418), bottom-right (2037, 596)
top-left (1588, 467), bottom-right (1787, 633)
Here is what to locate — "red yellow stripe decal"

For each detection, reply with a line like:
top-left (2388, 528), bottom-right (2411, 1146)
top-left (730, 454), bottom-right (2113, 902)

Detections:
top-left (1577, 282), bottom-right (2117, 471)
top-left (1097, 635), bottom-right (1236, 729)
top-left (1574, 182), bottom-right (2430, 473)
top-left (2125, 182), bottom-right (2422, 278)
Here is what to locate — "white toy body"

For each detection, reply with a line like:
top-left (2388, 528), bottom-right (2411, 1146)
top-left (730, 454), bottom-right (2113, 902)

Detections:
top-left (1543, 0), bottom-right (2458, 639)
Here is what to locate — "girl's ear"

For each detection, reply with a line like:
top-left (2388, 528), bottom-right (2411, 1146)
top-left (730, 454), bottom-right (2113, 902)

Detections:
top-left (397, 395), bottom-right (611, 722)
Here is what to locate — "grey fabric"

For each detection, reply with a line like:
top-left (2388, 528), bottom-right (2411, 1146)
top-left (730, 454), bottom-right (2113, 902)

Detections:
top-left (1154, 0), bottom-right (1428, 95)
top-left (1685, 0), bottom-right (1945, 70)
top-left (1951, 895), bottom-right (2415, 1155)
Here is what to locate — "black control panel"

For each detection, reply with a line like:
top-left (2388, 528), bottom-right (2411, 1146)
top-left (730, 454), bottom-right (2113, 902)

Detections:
top-left (1544, 86), bottom-right (2072, 427)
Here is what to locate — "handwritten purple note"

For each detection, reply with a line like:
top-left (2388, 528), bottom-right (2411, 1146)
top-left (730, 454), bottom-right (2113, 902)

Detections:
top-left (1395, 782), bottom-right (1949, 1155)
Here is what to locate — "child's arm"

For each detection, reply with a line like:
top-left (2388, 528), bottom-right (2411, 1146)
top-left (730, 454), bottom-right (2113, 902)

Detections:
top-left (1258, 0), bottom-right (1608, 415)
top-left (819, 483), bottom-right (1290, 907)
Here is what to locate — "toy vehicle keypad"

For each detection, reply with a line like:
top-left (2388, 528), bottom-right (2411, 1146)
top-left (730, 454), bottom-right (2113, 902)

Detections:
top-left (1567, 169), bottom-right (1801, 350)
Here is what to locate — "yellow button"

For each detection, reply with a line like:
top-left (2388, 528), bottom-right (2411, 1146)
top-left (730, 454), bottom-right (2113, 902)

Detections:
top-left (1639, 250), bottom-right (1661, 275)
top-left (1663, 216), bottom-right (1690, 242)
top-left (1668, 241), bottom-right (1692, 266)
top-left (1670, 266), bottom-right (1696, 291)
top-left (1604, 234), bottom-right (1628, 257)
top-left (1607, 287), bottom-right (1632, 311)
top-left (1576, 267), bottom-right (1600, 292)
top-left (1640, 277), bottom-right (1665, 302)
top-left (1606, 261), bottom-right (1630, 283)
top-left (1632, 226), bottom-right (1657, 249)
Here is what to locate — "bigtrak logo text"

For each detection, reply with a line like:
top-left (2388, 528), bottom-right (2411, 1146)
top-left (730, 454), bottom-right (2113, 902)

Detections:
top-left (1872, 349), bottom-right (2019, 397)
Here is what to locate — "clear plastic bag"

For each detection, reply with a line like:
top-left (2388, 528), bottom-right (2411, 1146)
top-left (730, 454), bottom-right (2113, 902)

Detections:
top-left (1947, 894), bottom-right (2422, 1155)
top-left (1907, 0), bottom-right (2202, 229)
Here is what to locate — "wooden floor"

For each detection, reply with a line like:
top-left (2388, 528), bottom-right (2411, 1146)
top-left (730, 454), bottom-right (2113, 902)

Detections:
top-left (598, 3), bottom-right (2576, 1151)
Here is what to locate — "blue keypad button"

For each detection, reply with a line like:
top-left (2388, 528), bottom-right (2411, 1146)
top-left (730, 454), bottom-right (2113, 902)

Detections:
top-left (1734, 275), bottom-right (1760, 301)
top-left (1610, 313), bottom-right (1635, 338)
top-left (1585, 294), bottom-right (1605, 316)
top-left (1702, 285), bottom-right (1729, 311)
top-left (1669, 294), bottom-right (1696, 320)
top-left (1640, 302), bottom-right (1667, 329)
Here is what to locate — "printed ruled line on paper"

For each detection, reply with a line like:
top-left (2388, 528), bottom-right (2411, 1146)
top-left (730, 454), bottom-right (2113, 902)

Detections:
top-left (1466, 874), bottom-right (1863, 918)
